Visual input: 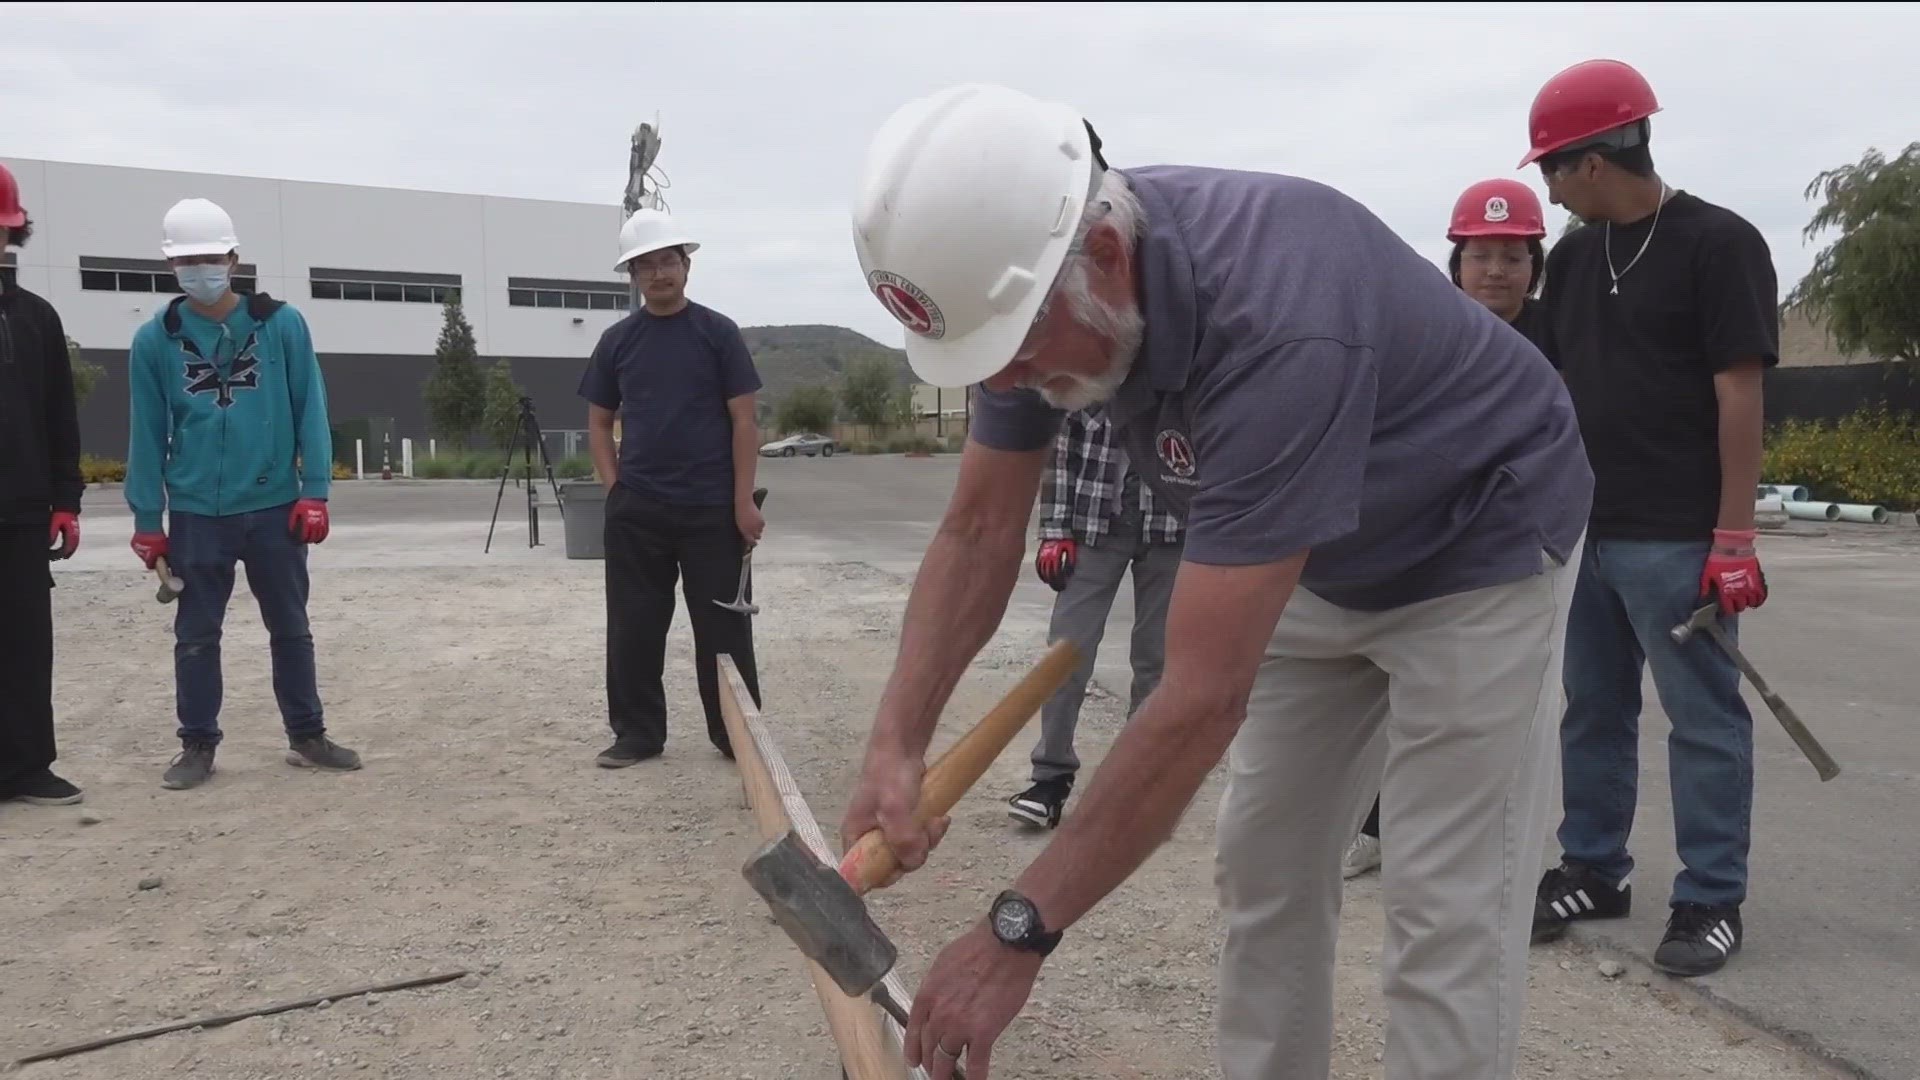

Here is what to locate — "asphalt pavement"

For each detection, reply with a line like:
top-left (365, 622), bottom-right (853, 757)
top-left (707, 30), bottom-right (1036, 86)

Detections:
top-left (58, 458), bottom-right (1920, 1079)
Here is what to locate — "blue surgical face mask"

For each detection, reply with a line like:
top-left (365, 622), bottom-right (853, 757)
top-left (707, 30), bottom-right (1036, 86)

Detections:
top-left (175, 264), bottom-right (231, 305)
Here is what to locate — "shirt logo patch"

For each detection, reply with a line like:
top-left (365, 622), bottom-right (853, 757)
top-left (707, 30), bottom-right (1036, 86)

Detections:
top-left (1156, 428), bottom-right (1196, 481)
top-left (868, 271), bottom-right (945, 340)
top-left (181, 334), bottom-right (262, 410)
top-left (1483, 196), bottom-right (1510, 223)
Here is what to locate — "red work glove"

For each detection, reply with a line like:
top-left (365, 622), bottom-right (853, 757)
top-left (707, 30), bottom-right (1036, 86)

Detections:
top-left (48, 511), bottom-right (80, 560)
top-left (289, 498), bottom-right (330, 544)
top-left (1701, 528), bottom-right (1768, 615)
top-left (130, 532), bottom-right (168, 570)
top-left (1035, 538), bottom-right (1077, 592)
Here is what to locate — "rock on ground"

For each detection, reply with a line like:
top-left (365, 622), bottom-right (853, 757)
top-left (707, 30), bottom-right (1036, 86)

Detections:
top-left (0, 559), bottom-right (1848, 1079)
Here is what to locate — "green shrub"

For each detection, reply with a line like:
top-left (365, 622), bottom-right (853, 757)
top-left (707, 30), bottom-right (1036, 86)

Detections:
top-left (1763, 404), bottom-right (1920, 510)
top-left (81, 454), bottom-right (126, 484)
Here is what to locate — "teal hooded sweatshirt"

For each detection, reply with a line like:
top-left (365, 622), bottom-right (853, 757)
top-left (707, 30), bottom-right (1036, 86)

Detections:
top-left (125, 293), bottom-right (333, 533)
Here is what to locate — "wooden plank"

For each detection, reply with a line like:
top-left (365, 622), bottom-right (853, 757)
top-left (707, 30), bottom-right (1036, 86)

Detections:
top-left (716, 654), bottom-right (923, 1080)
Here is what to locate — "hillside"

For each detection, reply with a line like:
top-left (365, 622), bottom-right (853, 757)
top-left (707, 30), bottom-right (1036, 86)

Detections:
top-left (740, 324), bottom-right (914, 402)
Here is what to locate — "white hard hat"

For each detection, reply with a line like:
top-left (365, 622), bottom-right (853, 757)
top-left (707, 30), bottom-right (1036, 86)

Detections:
top-left (850, 83), bottom-right (1102, 388)
top-left (160, 198), bottom-right (240, 259)
top-left (615, 208), bottom-right (699, 271)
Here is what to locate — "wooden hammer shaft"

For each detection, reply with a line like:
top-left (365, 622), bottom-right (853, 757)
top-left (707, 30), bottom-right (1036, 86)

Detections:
top-left (837, 638), bottom-right (1081, 893)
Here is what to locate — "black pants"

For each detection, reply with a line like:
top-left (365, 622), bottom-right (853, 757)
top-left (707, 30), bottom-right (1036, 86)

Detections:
top-left (603, 484), bottom-right (761, 753)
top-left (0, 526), bottom-right (57, 781)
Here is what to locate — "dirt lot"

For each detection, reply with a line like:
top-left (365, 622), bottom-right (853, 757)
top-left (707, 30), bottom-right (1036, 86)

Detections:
top-left (2, 555), bottom-right (1849, 1079)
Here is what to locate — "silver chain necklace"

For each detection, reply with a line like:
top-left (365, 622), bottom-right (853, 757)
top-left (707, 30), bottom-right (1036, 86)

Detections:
top-left (1604, 183), bottom-right (1673, 295)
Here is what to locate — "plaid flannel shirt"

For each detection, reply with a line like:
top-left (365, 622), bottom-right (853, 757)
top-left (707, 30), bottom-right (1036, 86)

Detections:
top-left (1037, 407), bottom-right (1184, 546)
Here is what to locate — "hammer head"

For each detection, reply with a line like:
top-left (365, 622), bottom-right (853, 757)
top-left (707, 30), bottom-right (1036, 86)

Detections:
top-left (742, 830), bottom-right (897, 997)
top-left (1670, 602), bottom-right (1717, 645)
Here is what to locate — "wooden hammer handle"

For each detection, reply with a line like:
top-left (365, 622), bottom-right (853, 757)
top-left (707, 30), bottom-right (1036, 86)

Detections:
top-left (838, 638), bottom-right (1081, 893)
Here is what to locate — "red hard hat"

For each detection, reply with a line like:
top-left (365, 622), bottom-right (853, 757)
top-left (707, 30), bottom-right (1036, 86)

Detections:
top-left (1518, 59), bottom-right (1661, 168)
top-left (0, 164), bottom-right (24, 229)
top-left (1449, 179), bottom-right (1546, 242)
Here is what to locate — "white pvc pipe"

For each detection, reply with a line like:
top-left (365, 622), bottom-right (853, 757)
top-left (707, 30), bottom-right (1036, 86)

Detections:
top-left (402, 438), bottom-right (415, 478)
top-left (355, 439), bottom-right (365, 480)
top-left (1760, 483), bottom-right (1811, 502)
top-left (1755, 496), bottom-right (1784, 515)
top-left (1834, 503), bottom-right (1889, 524)
top-left (1783, 500), bottom-right (1839, 521)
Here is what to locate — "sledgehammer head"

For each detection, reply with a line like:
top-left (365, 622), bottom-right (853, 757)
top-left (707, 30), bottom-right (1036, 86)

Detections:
top-left (742, 830), bottom-right (897, 997)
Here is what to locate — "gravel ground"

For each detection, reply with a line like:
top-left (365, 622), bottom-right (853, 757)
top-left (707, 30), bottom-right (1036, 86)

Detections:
top-left (0, 556), bottom-right (1851, 1079)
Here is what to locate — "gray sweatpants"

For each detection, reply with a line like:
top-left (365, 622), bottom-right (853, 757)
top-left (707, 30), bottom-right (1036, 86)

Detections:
top-left (1214, 538), bottom-right (1582, 1080)
top-left (1030, 530), bottom-right (1183, 784)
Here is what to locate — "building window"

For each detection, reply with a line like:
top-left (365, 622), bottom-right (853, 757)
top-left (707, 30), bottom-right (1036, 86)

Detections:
top-left (507, 276), bottom-right (630, 312)
top-left (309, 267), bottom-right (460, 304)
top-left (78, 256), bottom-right (257, 295)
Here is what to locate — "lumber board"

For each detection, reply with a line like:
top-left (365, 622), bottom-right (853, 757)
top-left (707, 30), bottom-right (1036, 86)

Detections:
top-left (716, 655), bottom-right (924, 1080)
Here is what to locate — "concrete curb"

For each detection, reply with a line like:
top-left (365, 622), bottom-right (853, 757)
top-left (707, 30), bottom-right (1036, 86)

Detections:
top-left (1567, 923), bottom-right (1881, 1079)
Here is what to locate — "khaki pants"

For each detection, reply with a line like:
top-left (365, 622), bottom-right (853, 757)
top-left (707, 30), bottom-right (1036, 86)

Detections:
top-left (1214, 538), bottom-right (1581, 1080)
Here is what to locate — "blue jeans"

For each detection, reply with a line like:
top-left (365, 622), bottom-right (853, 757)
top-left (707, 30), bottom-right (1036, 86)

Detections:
top-left (170, 504), bottom-right (325, 746)
top-left (1556, 538), bottom-right (1754, 908)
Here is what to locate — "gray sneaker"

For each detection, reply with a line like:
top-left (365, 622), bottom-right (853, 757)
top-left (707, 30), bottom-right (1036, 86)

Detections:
top-left (287, 735), bottom-right (362, 772)
top-left (163, 742), bottom-right (218, 790)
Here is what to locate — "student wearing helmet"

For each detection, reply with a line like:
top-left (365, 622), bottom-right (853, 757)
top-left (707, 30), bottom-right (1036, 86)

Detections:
top-left (836, 83), bottom-right (1591, 1080)
top-left (126, 197), bottom-right (358, 791)
top-left (1343, 175), bottom-right (1555, 881)
top-left (578, 208), bottom-right (765, 768)
top-left (0, 163), bottom-right (86, 807)
top-left (1519, 59), bottom-right (1778, 978)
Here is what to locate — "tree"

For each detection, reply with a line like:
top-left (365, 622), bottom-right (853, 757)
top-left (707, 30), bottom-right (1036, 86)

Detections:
top-left (1784, 142), bottom-right (1920, 364)
top-left (422, 291), bottom-right (487, 448)
top-left (776, 383), bottom-right (837, 435)
top-left (838, 354), bottom-right (899, 429)
top-left (888, 382), bottom-right (919, 429)
top-left (1559, 214), bottom-right (1587, 239)
top-left (66, 336), bottom-right (105, 405)
top-left (481, 358), bottom-right (527, 449)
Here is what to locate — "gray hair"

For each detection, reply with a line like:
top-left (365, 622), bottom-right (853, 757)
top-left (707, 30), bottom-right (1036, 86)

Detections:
top-left (1071, 169), bottom-right (1145, 253)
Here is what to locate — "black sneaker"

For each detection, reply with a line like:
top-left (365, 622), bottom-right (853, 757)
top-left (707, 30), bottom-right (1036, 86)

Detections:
top-left (1007, 778), bottom-right (1072, 829)
top-left (163, 741), bottom-right (218, 790)
top-left (1532, 861), bottom-right (1631, 944)
top-left (596, 740), bottom-right (661, 769)
top-left (1653, 902), bottom-right (1742, 977)
top-left (287, 734), bottom-right (362, 772)
top-left (0, 770), bottom-right (84, 806)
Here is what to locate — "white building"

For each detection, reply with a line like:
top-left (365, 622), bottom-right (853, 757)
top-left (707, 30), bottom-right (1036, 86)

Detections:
top-left (2, 155), bottom-right (636, 455)
top-left (2, 155), bottom-right (632, 358)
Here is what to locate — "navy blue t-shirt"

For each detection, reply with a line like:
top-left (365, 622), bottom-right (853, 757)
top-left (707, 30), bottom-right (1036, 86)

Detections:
top-left (577, 301), bottom-right (763, 508)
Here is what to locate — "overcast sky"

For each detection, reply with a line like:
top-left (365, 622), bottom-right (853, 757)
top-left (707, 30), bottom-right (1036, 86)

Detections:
top-left (9, 1), bottom-right (1918, 347)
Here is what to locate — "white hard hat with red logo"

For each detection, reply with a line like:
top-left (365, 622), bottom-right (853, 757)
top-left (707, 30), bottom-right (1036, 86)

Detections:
top-left (160, 198), bottom-right (241, 259)
top-left (615, 208), bottom-right (699, 272)
top-left (850, 83), bottom-right (1103, 389)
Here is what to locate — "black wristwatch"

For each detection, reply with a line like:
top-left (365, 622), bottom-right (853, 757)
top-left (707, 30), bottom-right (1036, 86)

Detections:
top-left (989, 890), bottom-right (1063, 957)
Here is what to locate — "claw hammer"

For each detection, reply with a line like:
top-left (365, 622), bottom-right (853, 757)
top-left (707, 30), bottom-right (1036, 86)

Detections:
top-left (716, 487), bottom-right (768, 616)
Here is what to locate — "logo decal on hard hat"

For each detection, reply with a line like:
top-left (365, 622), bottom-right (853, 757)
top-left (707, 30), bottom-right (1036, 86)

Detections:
top-left (1156, 429), bottom-right (1196, 480)
top-left (868, 271), bottom-right (945, 340)
top-left (1484, 196), bottom-right (1510, 223)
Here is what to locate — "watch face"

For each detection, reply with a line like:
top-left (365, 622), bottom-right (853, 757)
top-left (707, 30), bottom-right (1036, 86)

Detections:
top-left (992, 898), bottom-right (1034, 942)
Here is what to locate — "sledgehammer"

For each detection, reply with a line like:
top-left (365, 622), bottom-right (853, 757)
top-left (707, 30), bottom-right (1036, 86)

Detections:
top-left (1671, 602), bottom-right (1839, 781)
top-left (740, 639), bottom-right (1080, 1000)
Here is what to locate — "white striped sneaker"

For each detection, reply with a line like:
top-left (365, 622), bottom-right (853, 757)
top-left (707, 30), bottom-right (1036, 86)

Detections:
top-left (1653, 903), bottom-right (1743, 977)
top-left (1531, 861), bottom-right (1632, 944)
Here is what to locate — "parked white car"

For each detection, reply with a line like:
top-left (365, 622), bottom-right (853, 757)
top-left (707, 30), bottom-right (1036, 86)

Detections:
top-left (759, 433), bottom-right (838, 458)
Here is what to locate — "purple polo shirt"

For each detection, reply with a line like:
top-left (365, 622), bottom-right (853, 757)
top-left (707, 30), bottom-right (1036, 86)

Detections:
top-left (971, 166), bottom-right (1593, 611)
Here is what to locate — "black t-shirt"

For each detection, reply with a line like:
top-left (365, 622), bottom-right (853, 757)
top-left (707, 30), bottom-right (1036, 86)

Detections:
top-left (1540, 191), bottom-right (1780, 541)
top-left (1510, 297), bottom-right (1552, 360)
